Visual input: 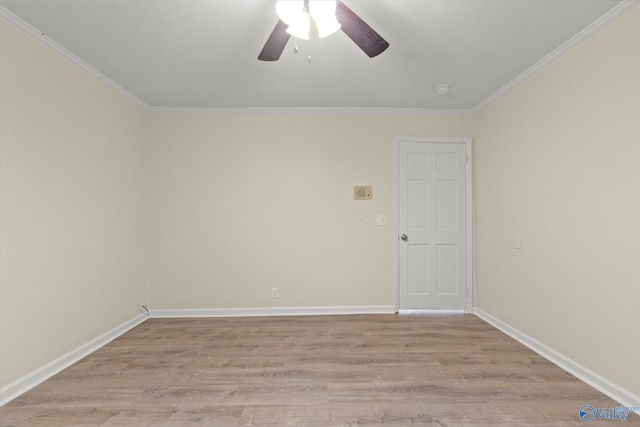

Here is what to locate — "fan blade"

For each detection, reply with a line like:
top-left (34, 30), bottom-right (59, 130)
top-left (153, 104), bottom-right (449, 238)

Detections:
top-left (336, 0), bottom-right (389, 58)
top-left (258, 20), bottom-right (291, 61)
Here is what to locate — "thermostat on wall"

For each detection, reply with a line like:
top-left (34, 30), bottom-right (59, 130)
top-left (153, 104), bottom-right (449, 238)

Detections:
top-left (354, 186), bottom-right (372, 200)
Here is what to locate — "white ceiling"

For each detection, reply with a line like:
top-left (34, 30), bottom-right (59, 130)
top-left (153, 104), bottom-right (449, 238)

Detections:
top-left (0, 0), bottom-right (629, 110)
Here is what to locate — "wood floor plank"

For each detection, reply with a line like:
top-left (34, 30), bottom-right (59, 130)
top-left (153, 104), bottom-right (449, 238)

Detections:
top-left (1, 314), bottom-right (637, 426)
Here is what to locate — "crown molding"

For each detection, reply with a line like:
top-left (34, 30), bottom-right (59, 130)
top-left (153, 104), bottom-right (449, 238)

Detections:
top-left (0, 6), bottom-right (472, 115)
top-left (148, 106), bottom-right (474, 115)
top-left (0, 8), bottom-right (471, 116)
top-left (472, 0), bottom-right (640, 113)
top-left (0, 6), bottom-right (150, 110)
top-left (3, 1), bottom-right (637, 115)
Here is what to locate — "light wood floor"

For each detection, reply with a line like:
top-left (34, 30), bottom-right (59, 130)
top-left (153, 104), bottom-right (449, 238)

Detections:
top-left (1, 314), bottom-right (637, 426)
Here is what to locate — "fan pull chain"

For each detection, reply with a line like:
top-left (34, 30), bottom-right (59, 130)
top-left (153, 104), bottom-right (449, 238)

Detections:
top-left (291, 37), bottom-right (311, 63)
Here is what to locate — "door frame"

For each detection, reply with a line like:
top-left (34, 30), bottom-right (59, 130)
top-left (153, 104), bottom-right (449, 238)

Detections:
top-left (394, 136), bottom-right (473, 312)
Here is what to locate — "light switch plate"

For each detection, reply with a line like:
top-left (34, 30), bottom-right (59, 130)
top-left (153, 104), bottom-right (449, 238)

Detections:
top-left (353, 186), bottom-right (373, 200)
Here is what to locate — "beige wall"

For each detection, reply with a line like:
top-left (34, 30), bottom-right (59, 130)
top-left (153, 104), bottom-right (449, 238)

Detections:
top-left (2, 3), bottom-right (639, 403)
top-left (147, 112), bottom-right (472, 309)
top-left (473, 6), bottom-right (640, 396)
top-left (0, 19), bottom-right (148, 387)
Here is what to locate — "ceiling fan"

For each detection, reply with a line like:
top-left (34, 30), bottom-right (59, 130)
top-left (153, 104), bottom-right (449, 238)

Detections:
top-left (258, 0), bottom-right (389, 61)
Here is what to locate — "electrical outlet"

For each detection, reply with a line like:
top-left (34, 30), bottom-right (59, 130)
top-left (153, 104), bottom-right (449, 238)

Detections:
top-left (271, 287), bottom-right (278, 298)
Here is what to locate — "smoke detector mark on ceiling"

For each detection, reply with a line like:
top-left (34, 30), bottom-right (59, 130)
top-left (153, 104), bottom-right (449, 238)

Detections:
top-left (436, 84), bottom-right (451, 95)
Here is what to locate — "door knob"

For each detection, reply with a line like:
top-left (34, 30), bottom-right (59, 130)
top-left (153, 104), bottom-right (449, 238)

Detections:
top-left (400, 234), bottom-right (408, 241)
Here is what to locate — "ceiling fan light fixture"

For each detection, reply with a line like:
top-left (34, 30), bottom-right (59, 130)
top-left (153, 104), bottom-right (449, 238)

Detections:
top-left (259, 0), bottom-right (389, 61)
top-left (276, 0), bottom-right (341, 40)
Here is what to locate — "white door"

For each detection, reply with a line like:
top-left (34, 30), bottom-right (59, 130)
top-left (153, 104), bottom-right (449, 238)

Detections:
top-left (397, 138), bottom-right (470, 310)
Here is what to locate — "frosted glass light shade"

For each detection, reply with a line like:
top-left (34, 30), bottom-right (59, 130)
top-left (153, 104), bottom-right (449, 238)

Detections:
top-left (276, 0), bottom-right (341, 40)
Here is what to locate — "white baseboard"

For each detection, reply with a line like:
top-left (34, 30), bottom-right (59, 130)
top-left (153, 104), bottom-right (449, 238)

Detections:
top-left (398, 309), bottom-right (466, 315)
top-left (0, 313), bottom-right (148, 406)
top-left (150, 305), bottom-right (396, 318)
top-left (11, 307), bottom-right (634, 411)
top-left (473, 307), bottom-right (640, 409)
